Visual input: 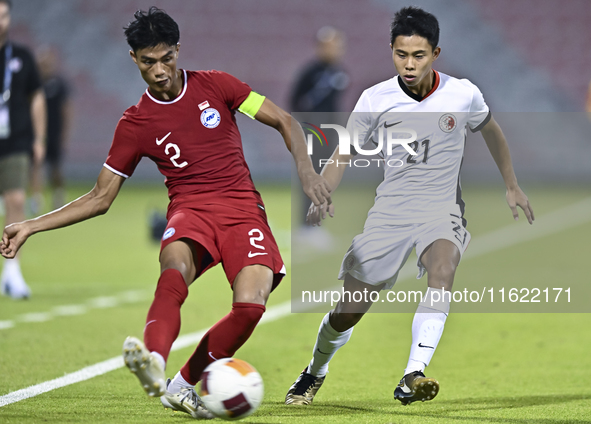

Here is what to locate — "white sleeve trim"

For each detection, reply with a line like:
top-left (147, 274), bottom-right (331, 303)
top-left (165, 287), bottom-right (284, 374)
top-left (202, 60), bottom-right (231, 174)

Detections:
top-left (103, 163), bottom-right (130, 179)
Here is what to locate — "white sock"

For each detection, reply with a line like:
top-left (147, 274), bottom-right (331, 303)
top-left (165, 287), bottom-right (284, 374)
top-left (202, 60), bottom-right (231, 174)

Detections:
top-left (1, 258), bottom-right (22, 279)
top-left (404, 287), bottom-right (450, 376)
top-left (308, 312), bottom-right (353, 377)
top-left (168, 371), bottom-right (194, 394)
top-left (150, 351), bottom-right (166, 372)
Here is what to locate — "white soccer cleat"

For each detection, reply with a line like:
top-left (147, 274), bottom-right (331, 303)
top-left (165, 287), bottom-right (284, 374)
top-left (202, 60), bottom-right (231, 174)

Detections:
top-left (122, 336), bottom-right (165, 397)
top-left (0, 271), bottom-right (31, 299)
top-left (161, 378), bottom-right (214, 419)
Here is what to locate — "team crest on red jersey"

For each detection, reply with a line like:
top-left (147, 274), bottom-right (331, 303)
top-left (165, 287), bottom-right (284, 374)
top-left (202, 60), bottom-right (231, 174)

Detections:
top-left (163, 227), bottom-right (175, 240)
top-left (438, 114), bottom-right (457, 133)
top-left (201, 108), bottom-right (221, 129)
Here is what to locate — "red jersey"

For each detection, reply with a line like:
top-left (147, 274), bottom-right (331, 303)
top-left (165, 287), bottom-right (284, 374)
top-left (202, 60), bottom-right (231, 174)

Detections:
top-left (104, 70), bottom-right (261, 207)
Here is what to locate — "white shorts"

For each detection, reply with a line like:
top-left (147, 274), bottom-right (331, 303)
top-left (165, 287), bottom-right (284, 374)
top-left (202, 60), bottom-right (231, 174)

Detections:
top-left (338, 215), bottom-right (471, 289)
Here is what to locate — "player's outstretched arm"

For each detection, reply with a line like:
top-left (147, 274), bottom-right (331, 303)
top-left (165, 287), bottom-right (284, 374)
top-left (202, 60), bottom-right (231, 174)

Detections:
top-left (253, 98), bottom-right (332, 207)
top-left (480, 116), bottom-right (535, 224)
top-left (306, 146), bottom-right (353, 226)
top-left (0, 167), bottom-right (126, 259)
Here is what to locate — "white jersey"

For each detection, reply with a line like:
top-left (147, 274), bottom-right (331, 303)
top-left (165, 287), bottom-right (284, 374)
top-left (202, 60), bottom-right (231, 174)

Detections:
top-left (346, 70), bottom-right (490, 227)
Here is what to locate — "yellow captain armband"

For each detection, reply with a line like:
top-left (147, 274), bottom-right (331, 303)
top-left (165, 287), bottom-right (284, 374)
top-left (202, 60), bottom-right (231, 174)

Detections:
top-left (238, 91), bottom-right (266, 119)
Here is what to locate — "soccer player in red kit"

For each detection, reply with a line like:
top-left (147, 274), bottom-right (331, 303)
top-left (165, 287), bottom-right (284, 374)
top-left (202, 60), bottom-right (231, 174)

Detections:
top-left (0, 7), bottom-right (331, 419)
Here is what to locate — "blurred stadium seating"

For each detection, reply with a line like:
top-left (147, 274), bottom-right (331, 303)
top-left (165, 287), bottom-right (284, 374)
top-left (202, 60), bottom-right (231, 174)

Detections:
top-left (10, 0), bottom-right (591, 183)
top-left (466, 0), bottom-right (591, 106)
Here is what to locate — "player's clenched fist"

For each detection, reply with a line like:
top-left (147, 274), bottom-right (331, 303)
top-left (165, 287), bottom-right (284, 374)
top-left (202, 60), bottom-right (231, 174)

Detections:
top-left (1, 223), bottom-right (30, 259)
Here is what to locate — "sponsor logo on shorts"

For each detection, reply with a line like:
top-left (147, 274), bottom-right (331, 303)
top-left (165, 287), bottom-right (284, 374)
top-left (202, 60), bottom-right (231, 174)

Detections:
top-left (201, 108), bottom-right (221, 129)
top-left (344, 254), bottom-right (356, 271)
top-left (439, 113), bottom-right (457, 133)
top-left (451, 221), bottom-right (467, 246)
top-left (248, 251), bottom-right (268, 258)
top-left (163, 227), bottom-right (175, 241)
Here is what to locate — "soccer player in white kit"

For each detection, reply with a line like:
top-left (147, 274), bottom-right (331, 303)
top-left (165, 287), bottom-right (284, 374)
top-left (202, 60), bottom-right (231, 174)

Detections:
top-left (286, 6), bottom-right (534, 406)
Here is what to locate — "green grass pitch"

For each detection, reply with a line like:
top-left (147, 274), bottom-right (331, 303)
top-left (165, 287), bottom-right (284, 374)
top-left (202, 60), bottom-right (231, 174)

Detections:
top-left (1, 183), bottom-right (590, 423)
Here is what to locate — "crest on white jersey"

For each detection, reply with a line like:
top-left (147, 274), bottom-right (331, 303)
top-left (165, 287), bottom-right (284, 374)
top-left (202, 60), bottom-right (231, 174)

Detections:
top-left (438, 114), bottom-right (457, 133)
top-left (344, 254), bottom-right (356, 271)
top-left (201, 108), bottom-right (221, 129)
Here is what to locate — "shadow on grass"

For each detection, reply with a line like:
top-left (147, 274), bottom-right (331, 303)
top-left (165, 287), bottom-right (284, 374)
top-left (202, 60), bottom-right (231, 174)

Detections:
top-left (264, 400), bottom-right (380, 417)
top-left (388, 394), bottom-right (591, 424)
top-left (260, 394), bottom-right (591, 423)
top-left (441, 393), bottom-right (590, 409)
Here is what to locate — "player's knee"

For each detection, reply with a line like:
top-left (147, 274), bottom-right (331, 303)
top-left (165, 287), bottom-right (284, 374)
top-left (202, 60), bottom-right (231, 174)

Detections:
top-left (160, 241), bottom-right (197, 284)
top-left (233, 265), bottom-right (273, 304)
top-left (160, 261), bottom-right (193, 285)
top-left (235, 287), bottom-right (270, 304)
top-left (428, 262), bottom-right (457, 288)
top-left (330, 311), bottom-right (363, 332)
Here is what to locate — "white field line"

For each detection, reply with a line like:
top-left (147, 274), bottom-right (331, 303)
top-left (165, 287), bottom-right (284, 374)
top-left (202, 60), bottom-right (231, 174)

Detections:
top-left (0, 299), bottom-right (293, 408)
top-left (1, 290), bottom-right (150, 331)
top-left (464, 196), bottom-right (591, 258)
top-left (403, 195), bottom-right (591, 280)
top-left (1, 197), bottom-right (590, 407)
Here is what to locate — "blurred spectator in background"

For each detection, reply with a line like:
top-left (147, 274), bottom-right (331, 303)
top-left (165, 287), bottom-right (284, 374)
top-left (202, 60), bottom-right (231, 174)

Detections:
top-left (290, 27), bottom-right (349, 249)
top-left (290, 26), bottom-right (349, 114)
top-left (586, 79), bottom-right (591, 121)
top-left (0, 0), bottom-right (46, 299)
top-left (30, 46), bottom-right (72, 212)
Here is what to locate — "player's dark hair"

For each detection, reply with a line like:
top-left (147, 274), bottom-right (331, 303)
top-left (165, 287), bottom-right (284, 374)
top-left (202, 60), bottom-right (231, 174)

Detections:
top-left (124, 7), bottom-right (180, 52)
top-left (0, 0), bottom-right (12, 10)
top-left (390, 6), bottom-right (439, 50)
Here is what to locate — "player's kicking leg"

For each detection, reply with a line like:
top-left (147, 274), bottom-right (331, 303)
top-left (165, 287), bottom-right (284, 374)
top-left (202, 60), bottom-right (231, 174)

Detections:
top-left (123, 240), bottom-right (200, 397)
top-left (123, 239), bottom-right (214, 418)
top-left (394, 239), bottom-right (459, 405)
top-left (161, 264), bottom-right (273, 418)
top-left (285, 276), bottom-right (383, 405)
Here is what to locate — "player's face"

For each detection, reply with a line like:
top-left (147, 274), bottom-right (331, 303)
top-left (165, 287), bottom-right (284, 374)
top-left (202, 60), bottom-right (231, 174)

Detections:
top-left (0, 3), bottom-right (11, 42)
top-left (391, 35), bottom-right (440, 91)
top-left (130, 43), bottom-right (181, 100)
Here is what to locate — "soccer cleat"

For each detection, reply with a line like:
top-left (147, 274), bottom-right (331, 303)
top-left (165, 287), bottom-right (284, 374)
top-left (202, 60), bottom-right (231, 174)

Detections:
top-left (285, 368), bottom-right (325, 405)
top-left (394, 370), bottom-right (439, 405)
top-left (122, 336), bottom-right (165, 397)
top-left (0, 273), bottom-right (31, 299)
top-left (161, 378), bottom-right (214, 419)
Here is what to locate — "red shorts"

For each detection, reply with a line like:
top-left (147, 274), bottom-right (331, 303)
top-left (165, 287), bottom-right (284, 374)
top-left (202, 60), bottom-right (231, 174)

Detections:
top-left (160, 197), bottom-right (285, 290)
